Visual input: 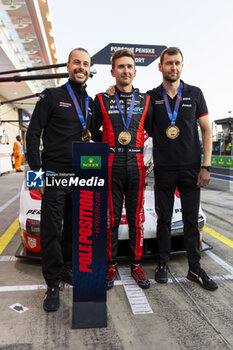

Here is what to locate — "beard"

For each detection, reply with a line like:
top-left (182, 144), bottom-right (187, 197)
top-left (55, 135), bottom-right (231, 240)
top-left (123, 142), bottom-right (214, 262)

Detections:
top-left (163, 71), bottom-right (181, 83)
top-left (70, 69), bottom-right (89, 84)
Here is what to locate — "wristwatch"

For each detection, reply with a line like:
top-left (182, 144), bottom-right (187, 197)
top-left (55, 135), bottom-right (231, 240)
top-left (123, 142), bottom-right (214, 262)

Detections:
top-left (201, 165), bottom-right (211, 172)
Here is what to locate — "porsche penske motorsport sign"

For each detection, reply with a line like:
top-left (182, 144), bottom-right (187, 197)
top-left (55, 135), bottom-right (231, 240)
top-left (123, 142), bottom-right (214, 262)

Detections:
top-left (93, 43), bottom-right (167, 66)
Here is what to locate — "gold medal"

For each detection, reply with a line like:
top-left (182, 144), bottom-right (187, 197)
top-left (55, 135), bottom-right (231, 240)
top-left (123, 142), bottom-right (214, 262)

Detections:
top-left (118, 131), bottom-right (132, 145)
top-left (81, 129), bottom-right (92, 142)
top-left (166, 126), bottom-right (180, 139)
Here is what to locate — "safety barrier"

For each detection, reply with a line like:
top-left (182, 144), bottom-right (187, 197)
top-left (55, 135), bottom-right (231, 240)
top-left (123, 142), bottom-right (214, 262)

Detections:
top-left (0, 145), bottom-right (13, 175)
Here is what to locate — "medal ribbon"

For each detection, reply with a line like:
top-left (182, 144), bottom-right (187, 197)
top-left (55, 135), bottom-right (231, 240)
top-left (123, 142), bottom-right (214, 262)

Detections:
top-left (66, 82), bottom-right (89, 130)
top-left (162, 82), bottom-right (182, 126)
top-left (114, 90), bottom-right (136, 131)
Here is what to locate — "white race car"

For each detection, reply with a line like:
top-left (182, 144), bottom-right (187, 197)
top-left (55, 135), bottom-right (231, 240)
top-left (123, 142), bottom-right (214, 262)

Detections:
top-left (16, 136), bottom-right (208, 259)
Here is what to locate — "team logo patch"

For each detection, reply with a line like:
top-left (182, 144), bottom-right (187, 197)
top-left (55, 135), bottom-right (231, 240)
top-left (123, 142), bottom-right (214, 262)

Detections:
top-left (59, 102), bottom-right (72, 107)
top-left (182, 104), bottom-right (192, 108)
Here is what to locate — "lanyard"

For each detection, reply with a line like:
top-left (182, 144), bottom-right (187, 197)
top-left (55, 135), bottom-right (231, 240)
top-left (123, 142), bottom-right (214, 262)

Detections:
top-left (66, 82), bottom-right (89, 130)
top-left (162, 82), bottom-right (182, 126)
top-left (114, 90), bottom-right (136, 131)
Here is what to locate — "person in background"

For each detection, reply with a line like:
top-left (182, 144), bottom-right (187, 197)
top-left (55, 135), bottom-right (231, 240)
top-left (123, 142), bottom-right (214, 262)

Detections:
top-left (13, 135), bottom-right (24, 172)
top-left (147, 47), bottom-right (218, 291)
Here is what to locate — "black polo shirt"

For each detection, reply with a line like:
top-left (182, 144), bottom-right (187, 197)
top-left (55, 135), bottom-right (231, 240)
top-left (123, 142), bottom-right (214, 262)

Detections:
top-left (147, 80), bottom-right (208, 170)
top-left (26, 80), bottom-right (93, 172)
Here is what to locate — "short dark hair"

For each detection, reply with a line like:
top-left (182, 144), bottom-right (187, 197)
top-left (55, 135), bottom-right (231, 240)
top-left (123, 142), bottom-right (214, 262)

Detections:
top-left (16, 135), bottom-right (21, 141)
top-left (68, 48), bottom-right (90, 63)
top-left (111, 49), bottom-right (135, 69)
top-left (160, 47), bottom-right (183, 64)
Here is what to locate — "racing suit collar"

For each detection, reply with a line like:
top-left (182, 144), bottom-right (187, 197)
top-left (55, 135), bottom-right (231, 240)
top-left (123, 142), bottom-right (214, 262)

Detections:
top-left (115, 86), bottom-right (135, 99)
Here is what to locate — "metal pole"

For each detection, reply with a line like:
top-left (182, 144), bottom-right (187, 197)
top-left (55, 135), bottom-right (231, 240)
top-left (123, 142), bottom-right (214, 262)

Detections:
top-left (0, 73), bottom-right (69, 83)
top-left (0, 93), bottom-right (40, 106)
top-left (0, 63), bottom-right (67, 76)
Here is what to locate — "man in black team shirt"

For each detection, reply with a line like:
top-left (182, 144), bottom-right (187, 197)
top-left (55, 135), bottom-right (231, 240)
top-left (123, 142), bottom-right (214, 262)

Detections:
top-left (26, 48), bottom-right (93, 311)
top-left (91, 49), bottom-right (152, 290)
top-left (147, 47), bottom-right (218, 291)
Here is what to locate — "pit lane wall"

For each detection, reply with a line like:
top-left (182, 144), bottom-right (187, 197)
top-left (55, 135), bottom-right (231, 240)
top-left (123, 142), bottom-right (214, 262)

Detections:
top-left (202, 155), bottom-right (233, 168)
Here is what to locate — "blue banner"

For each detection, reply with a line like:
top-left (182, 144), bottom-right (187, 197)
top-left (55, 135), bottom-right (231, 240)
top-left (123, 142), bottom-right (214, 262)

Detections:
top-left (72, 142), bottom-right (108, 328)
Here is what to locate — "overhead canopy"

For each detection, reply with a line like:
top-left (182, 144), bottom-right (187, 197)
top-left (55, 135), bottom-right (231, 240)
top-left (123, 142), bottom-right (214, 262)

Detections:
top-left (0, 0), bottom-right (59, 112)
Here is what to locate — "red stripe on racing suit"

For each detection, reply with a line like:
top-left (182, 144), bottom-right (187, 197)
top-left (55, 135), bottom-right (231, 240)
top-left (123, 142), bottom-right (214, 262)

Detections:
top-left (134, 95), bottom-right (150, 260)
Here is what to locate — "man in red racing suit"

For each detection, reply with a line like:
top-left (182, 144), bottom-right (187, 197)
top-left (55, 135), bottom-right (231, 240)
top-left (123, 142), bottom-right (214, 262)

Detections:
top-left (91, 49), bottom-right (153, 289)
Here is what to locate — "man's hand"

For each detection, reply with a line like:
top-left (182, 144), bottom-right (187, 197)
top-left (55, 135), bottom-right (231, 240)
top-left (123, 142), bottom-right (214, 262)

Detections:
top-left (106, 85), bottom-right (115, 96)
top-left (196, 169), bottom-right (210, 188)
top-left (34, 187), bottom-right (45, 195)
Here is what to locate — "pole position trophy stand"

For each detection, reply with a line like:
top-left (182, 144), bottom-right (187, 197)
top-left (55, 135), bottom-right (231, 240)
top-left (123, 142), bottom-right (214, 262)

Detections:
top-left (72, 142), bottom-right (108, 328)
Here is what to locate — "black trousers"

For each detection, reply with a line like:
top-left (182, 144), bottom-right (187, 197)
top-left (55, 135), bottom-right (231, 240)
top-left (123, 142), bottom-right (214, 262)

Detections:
top-left (40, 186), bottom-right (73, 287)
top-left (154, 169), bottom-right (201, 270)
